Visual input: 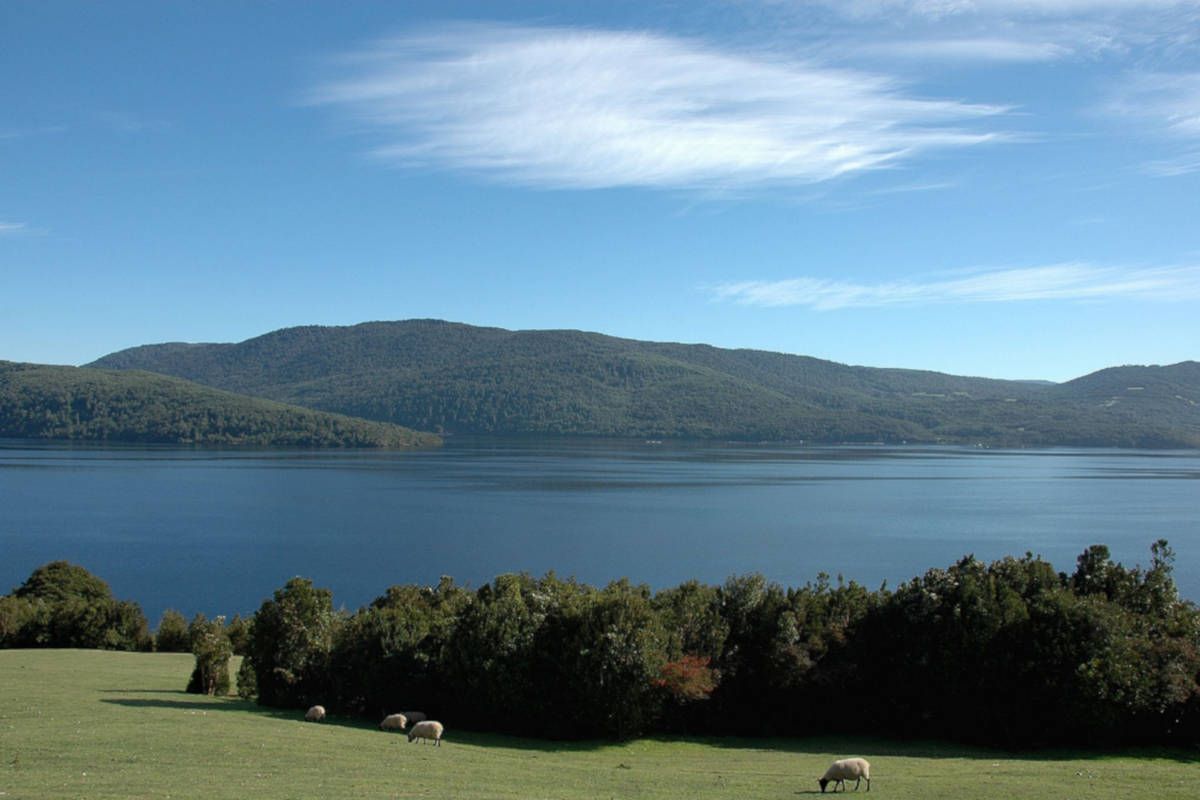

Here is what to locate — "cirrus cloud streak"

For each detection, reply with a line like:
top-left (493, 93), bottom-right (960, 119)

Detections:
top-left (310, 24), bottom-right (1010, 190)
top-left (711, 264), bottom-right (1200, 309)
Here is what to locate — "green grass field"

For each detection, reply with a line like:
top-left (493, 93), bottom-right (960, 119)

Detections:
top-left (1, 649), bottom-right (1196, 799)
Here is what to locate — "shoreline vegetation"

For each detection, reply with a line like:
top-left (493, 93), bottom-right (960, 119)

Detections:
top-left (0, 360), bottom-right (440, 448)
top-left (4, 542), bottom-right (1198, 750)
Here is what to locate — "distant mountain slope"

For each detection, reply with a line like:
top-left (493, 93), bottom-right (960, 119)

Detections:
top-left (88, 320), bottom-right (1200, 447)
top-left (0, 361), bottom-right (440, 448)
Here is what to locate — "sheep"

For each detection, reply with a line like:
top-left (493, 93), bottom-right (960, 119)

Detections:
top-left (379, 713), bottom-right (408, 732)
top-left (407, 720), bottom-right (444, 746)
top-left (400, 711), bottom-right (427, 725)
top-left (304, 705), bottom-right (326, 722)
top-left (819, 758), bottom-right (871, 793)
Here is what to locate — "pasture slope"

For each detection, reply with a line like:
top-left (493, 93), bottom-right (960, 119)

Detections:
top-left (1, 649), bottom-right (1196, 799)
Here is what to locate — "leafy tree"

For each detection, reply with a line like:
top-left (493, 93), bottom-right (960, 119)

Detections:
top-left (187, 615), bottom-right (233, 695)
top-left (529, 580), bottom-right (666, 739)
top-left (225, 614), bottom-right (251, 655)
top-left (236, 657), bottom-right (257, 700)
top-left (1, 561), bottom-right (150, 651)
top-left (330, 577), bottom-right (470, 718)
top-left (440, 573), bottom-right (561, 732)
top-left (0, 596), bottom-right (39, 647)
top-left (155, 609), bottom-right (191, 652)
top-left (245, 578), bottom-right (337, 708)
top-left (12, 561), bottom-right (111, 605)
top-left (655, 655), bottom-right (718, 702)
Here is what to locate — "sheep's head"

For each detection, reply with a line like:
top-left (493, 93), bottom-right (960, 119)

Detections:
top-left (818, 778), bottom-right (829, 792)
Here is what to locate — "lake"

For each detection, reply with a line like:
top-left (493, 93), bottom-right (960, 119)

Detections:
top-left (2, 438), bottom-right (1197, 623)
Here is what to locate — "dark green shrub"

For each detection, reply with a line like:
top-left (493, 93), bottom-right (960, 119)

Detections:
top-left (1, 562), bottom-right (150, 651)
top-left (225, 614), bottom-right (251, 655)
top-left (187, 615), bottom-right (233, 695)
top-left (155, 609), bottom-right (191, 652)
top-left (236, 656), bottom-right (257, 700)
top-left (244, 578), bottom-right (337, 708)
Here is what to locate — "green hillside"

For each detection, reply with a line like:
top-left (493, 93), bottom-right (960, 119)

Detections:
top-left (1, 649), bottom-right (1196, 800)
top-left (88, 320), bottom-right (1200, 447)
top-left (0, 361), bottom-right (440, 448)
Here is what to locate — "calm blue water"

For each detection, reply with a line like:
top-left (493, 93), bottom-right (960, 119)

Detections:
top-left (1, 438), bottom-right (1197, 622)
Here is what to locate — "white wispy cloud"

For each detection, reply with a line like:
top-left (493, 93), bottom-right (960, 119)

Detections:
top-left (804, 0), bottom-right (1197, 63)
top-left (1107, 72), bottom-right (1200, 173)
top-left (0, 221), bottom-right (29, 236)
top-left (833, 0), bottom-right (1198, 17)
top-left (95, 111), bottom-right (170, 135)
top-left (310, 24), bottom-right (1010, 190)
top-left (1143, 149), bottom-right (1200, 174)
top-left (860, 37), bottom-right (1073, 61)
top-left (864, 179), bottom-right (958, 195)
top-left (1109, 72), bottom-right (1200, 136)
top-left (710, 263), bottom-right (1200, 309)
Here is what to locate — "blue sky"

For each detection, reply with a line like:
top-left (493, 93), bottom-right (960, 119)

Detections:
top-left (3, 1), bottom-right (1198, 381)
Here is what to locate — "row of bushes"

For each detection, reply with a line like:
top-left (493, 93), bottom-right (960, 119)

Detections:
top-left (6, 546), bottom-right (1199, 747)
top-left (0, 562), bottom-right (250, 657)
top-left (238, 541), bottom-right (1200, 747)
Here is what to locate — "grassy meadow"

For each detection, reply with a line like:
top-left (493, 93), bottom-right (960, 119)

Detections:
top-left (1, 649), bottom-right (1196, 799)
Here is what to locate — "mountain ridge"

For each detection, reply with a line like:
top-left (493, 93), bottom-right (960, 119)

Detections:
top-left (87, 319), bottom-right (1200, 447)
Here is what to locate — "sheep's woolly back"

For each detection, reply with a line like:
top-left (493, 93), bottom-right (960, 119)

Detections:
top-left (402, 711), bottom-right (427, 724)
top-left (304, 705), bottom-right (326, 722)
top-left (822, 757), bottom-right (870, 781)
top-left (408, 720), bottom-right (444, 742)
top-left (379, 713), bottom-right (408, 731)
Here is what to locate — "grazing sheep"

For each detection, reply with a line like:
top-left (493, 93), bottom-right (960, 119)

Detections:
top-left (304, 705), bottom-right (326, 722)
top-left (379, 713), bottom-right (408, 731)
top-left (819, 758), bottom-right (871, 793)
top-left (401, 711), bottom-right (427, 725)
top-left (407, 720), bottom-right (444, 746)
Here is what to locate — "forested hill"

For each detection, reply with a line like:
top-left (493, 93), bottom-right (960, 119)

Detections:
top-left (0, 361), bottom-right (440, 448)
top-left (88, 320), bottom-right (1200, 447)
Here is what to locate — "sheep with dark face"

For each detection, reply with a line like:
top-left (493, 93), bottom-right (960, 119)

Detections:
top-left (304, 705), bottom-right (326, 722)
top-left (819, 758), bottom-right (870, 792)
top-left (407, 720), bottom-right (444, 746)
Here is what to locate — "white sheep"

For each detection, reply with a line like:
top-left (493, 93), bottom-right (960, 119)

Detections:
top-left (379, 713), bottom-right (408, 731)
top-left (304, 705), bottom-right (326, 722)
top-left (401, 711), bottom-right (427, 724)
top-left (819, 757), bottom-right (871, 793)
top-left (407, 720), bottom-right (444, 746)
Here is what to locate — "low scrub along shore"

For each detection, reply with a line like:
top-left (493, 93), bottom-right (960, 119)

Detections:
top-left (0, 649), bottom-right (1196, 800)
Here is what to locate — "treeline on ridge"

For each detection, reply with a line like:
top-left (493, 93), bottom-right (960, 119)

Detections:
top-left (0, 360), bottom-right (440, 447)
top-left (88, 320), bottom-right (1200, 447)
top-left (237, 541), bottom-right (1200, 748)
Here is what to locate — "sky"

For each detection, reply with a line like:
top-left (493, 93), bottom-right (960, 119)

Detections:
top-left (3, 1), bottom-right (1199, 381)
